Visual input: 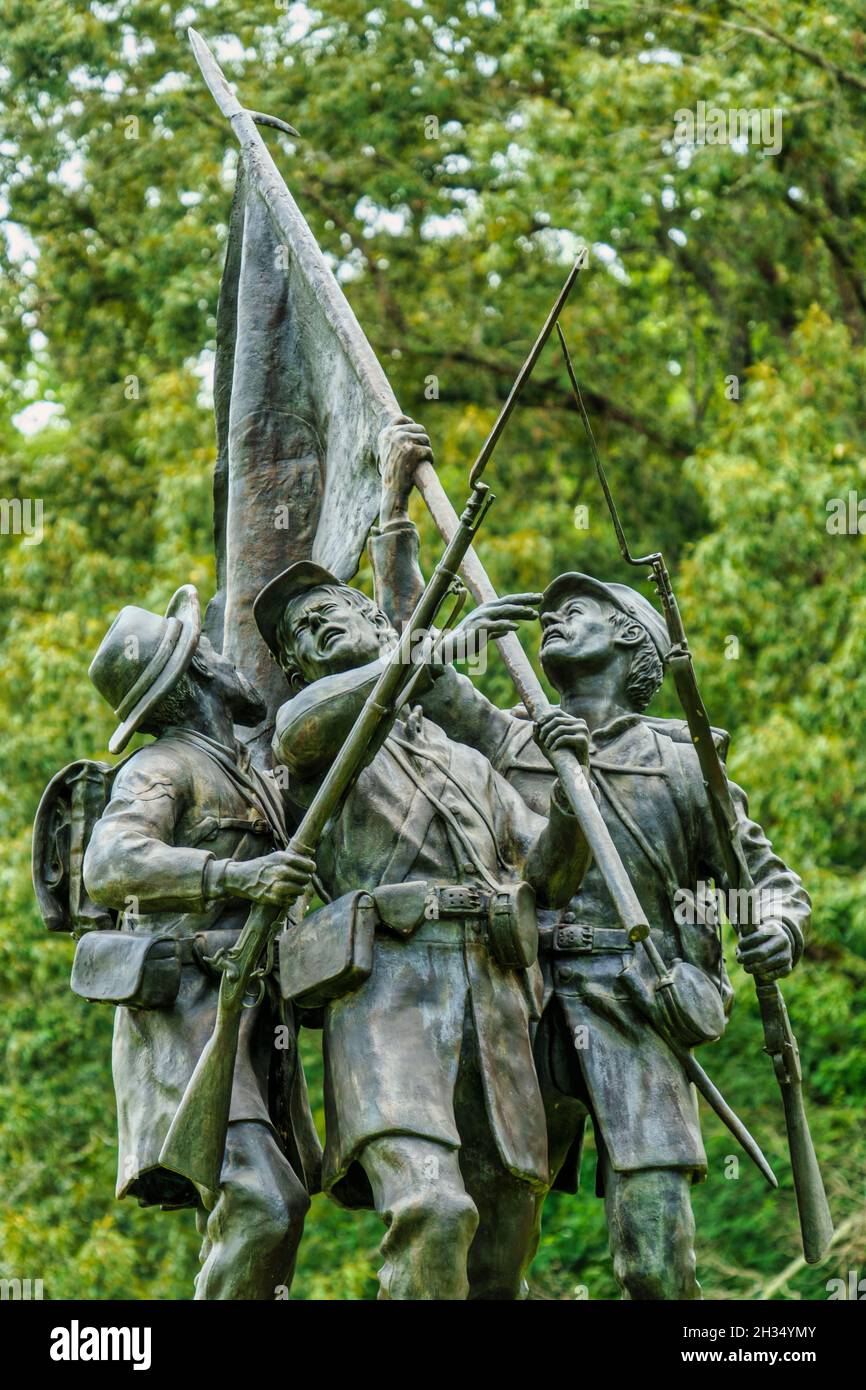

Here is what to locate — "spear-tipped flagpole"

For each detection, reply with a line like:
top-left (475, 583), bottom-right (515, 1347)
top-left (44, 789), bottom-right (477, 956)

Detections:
top-left (189, 27), bottom-right (397, 420)
top-left (189, 28), bottom-right (299, 136)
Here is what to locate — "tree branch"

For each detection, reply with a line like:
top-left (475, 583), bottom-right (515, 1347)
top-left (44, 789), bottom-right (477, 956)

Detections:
top-left (728, 4), bottom-right (866, 94)
top-left (393, 344), bottom-right (692, 457)
top-left (656, 4), bottom-right (866, 94)
top-left (784, 192), bottom-right (866, 321)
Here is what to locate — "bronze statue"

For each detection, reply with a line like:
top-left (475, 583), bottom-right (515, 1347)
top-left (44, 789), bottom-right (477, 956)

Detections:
top-left (252, 434), bottom-right (594, 1296)
top-left (31, 29), bottom-right (832, 1303)
top-left (76, 586), bottom-right (318, 1299)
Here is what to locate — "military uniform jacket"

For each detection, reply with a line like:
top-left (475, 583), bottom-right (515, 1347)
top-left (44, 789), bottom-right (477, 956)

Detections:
top-left (274, 666), bottom-right (587, 1205)
top-left (417, 673), bottom-right (810, 1178)
top-left (83, 726), bottom-right (321, 1207)
top-left (370, 521), bottom-right (811, 1181)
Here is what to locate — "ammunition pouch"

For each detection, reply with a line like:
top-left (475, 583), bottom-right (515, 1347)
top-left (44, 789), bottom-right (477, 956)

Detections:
top-left (621, 954), bottom-right (727, 1049)
top-left (654, 958), bottom-right (727, 1047)
top-left (485, 883), bottom-right (539, 969)
top-left (279, 891), bottom-right (378, 1010)
top-left (280, 879), bottom-right (538, 1009)
top-left (70, 931), bottom-right (182, 1010)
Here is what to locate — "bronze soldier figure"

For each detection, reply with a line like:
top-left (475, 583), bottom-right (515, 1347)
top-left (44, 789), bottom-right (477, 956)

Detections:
top-left (80, 585), bottom-right (320, 1299)
top-left (253, 426), bottom-right (593, 1298)
top-left (374, 449), bottom-right (811, 1299)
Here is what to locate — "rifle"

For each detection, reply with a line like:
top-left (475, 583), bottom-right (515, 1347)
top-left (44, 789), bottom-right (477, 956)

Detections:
top-left (557, 324), bottom-right (833, 1263)
top-left (158, 264), bottom-right (582, 1202)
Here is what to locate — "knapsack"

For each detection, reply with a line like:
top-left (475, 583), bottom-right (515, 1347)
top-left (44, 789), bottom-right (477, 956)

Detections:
top-left (32, 758), bottom-right (130, 935)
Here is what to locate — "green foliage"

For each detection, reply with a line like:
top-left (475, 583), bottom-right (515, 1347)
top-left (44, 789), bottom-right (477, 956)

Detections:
top-left (1, 0), bottom-right (864, 1299)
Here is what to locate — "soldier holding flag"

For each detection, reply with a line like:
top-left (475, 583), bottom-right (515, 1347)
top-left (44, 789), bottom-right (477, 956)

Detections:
top-left (251, 436), bottom-right (593, 1297)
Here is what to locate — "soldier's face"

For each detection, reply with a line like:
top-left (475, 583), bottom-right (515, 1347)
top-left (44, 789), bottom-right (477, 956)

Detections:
top-left (539, 594), bottom-right (617, 687)
top-left (285, 588), bottom-right (385, 683)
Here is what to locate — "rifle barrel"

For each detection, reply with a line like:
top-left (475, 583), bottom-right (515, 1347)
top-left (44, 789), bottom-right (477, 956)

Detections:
top-left (469, 253), bottom-right (587, 487)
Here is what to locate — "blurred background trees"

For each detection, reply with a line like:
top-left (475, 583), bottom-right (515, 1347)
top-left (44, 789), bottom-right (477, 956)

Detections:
top-left (1, 0), bottom-right (864, 1298)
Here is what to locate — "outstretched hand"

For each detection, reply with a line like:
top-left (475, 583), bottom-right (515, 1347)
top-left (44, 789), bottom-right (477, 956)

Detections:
top-left (437, 593), bottom-right (541, 666)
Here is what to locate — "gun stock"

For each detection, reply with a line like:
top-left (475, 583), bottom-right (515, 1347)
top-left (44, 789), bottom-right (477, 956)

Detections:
top-left (159, 902), bottom-right (280, 1197)
top-left (757, 981), bottom-right (834, 1263)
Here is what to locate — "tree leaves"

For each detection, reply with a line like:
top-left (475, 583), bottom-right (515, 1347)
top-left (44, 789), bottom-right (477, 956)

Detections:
top-left (1, 0), bottom-right (863, 1299)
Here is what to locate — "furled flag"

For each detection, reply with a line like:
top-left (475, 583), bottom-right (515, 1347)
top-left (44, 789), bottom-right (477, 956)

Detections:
top-left (196, 36), bottom-right (403, 736)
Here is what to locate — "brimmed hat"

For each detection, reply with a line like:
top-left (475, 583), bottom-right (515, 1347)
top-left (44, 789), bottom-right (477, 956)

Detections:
top-left (540, 572), bottom-right (670, 661)
top-left (89, 585), bottom-right (202, 754)
top-left (253, 561), bottom-right (341, 659)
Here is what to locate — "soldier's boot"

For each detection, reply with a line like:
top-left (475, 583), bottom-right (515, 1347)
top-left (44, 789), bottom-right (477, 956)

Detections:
top-left (603, 1159), bottom-right (702, 1300)
top-left (194, 1120), bottom-right (310, 1300)
top-left (361, 1135), bottom-right (479, 1300)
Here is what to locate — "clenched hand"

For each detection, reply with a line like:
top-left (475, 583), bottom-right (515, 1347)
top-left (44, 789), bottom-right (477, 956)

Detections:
top-left (736, 921), bottom-right (793, 981)
top-left (533, 707), bottom-right (590, 767)
top-left (378, 414), bottom-right (434, 527)
top-left (225, 850), bottom-right (317, 908)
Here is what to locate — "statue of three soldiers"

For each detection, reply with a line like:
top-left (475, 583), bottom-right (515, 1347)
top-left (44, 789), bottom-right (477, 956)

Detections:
top-left (57, 416), bottom-right (808, 1300)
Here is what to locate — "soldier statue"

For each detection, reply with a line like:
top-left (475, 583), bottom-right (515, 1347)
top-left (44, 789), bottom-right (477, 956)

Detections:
top-left (250, 423), bottom-right (594, 1298)
top-left (78, 585), bottom-right (320, 1299)
top-left (373, 437), bottom-right (812, 1299)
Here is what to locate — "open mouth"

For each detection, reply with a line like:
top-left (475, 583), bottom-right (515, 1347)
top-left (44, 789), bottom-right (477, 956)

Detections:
top-left (541, 626), bottom-right (567, 648)
top-left (318, 625), bottom-right (344, 651)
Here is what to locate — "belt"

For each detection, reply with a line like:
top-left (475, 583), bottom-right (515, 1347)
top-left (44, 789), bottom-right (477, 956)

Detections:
top-left (539, 921), bottom-right (633, 954)
top-left (423, 884), bottom-right (491, 920)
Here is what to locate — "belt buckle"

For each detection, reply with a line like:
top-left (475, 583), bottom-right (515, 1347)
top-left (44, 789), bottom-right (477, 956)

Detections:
top-left (556, 923), bottom-right (593, 953)
top-left (438, 885), bottom-right (483, 917)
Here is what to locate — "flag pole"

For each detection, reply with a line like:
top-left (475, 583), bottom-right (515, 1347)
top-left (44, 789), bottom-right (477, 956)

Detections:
top-left (190, 30), bottom-right (590, 749)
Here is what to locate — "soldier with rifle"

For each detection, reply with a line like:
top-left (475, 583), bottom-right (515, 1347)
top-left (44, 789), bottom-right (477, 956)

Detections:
top-left (249, 414), bottom-right (593, 1300)
top-left (375, 432), bottom-right (817, 1299)
top-left (78, 586), bottom-right (321, 1299)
